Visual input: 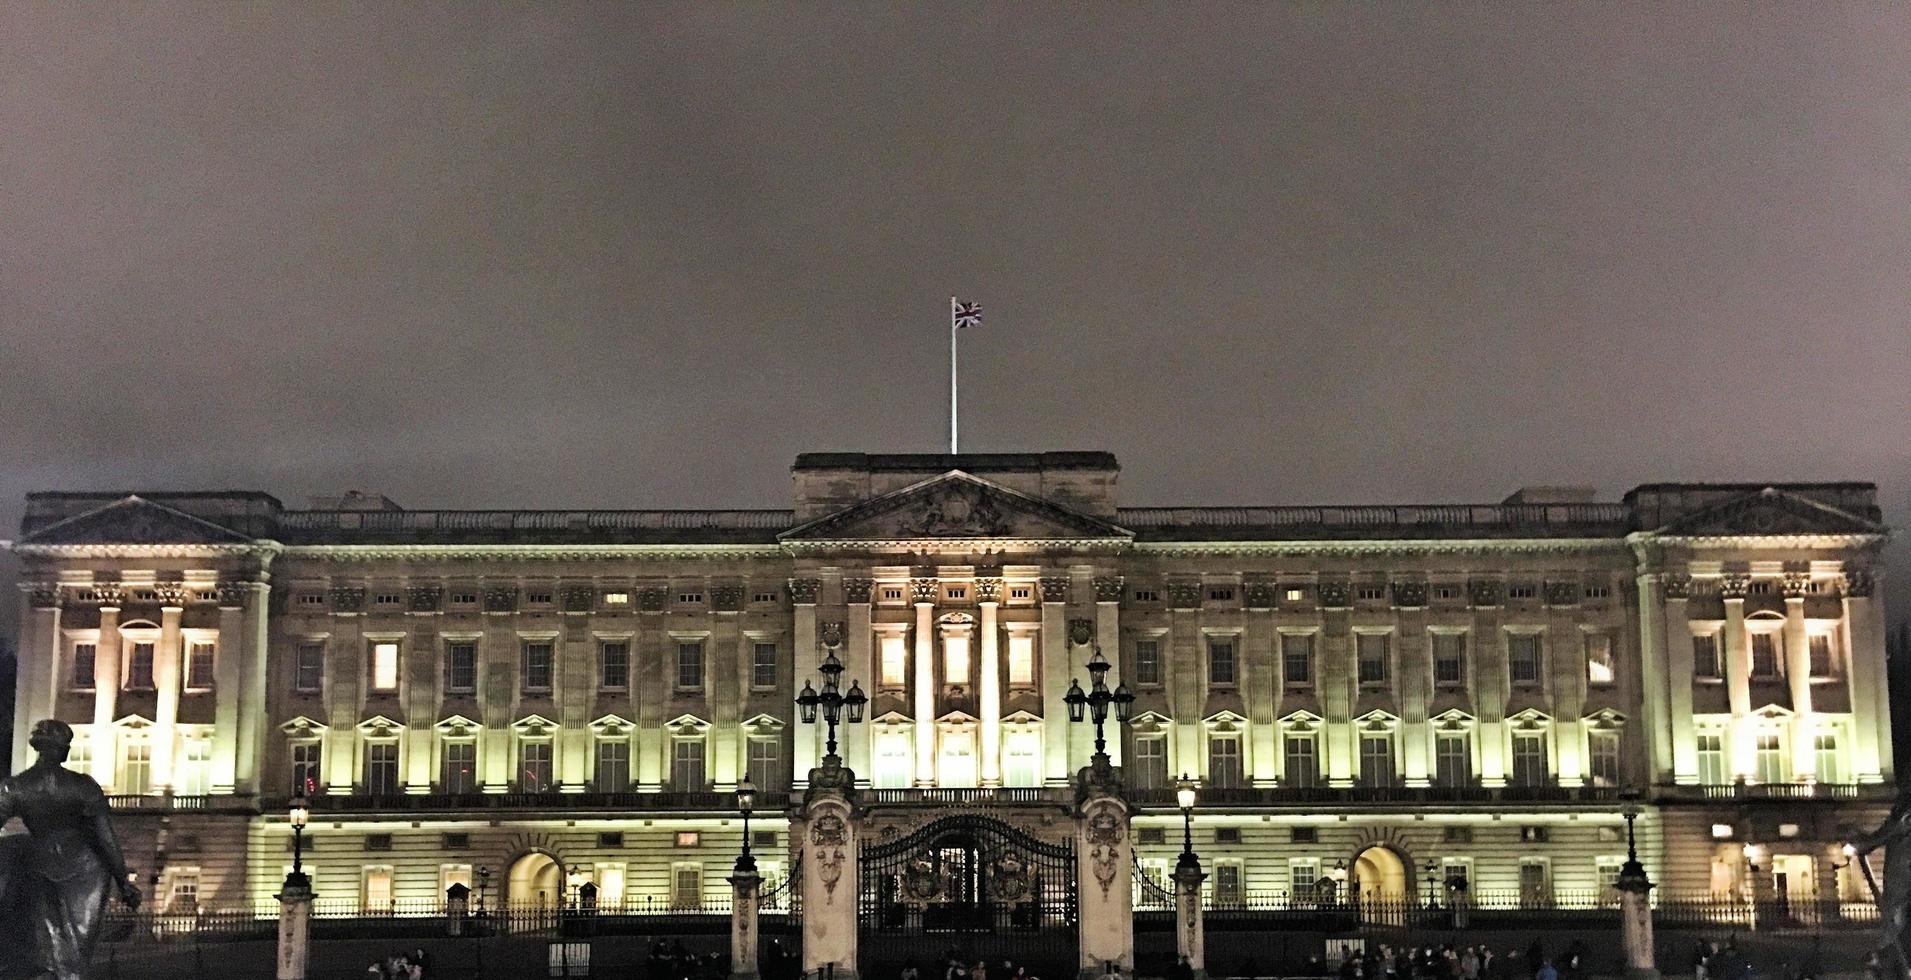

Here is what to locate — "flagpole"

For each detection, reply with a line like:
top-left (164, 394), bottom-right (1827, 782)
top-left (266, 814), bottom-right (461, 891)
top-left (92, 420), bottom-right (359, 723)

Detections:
top-left (950, 296), bottom-right (959, 454)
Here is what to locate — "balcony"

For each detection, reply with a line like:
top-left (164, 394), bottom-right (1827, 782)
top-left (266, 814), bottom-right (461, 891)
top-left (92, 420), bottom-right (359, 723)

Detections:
top-left (1654, 782), bottom-right (1889, 802)
top-left (1124, 784), bottom-right (1627, 807)
top-left (858, 786), bottom-right (1074, 806)
top-left (266, 789), bottom-right (799, 814)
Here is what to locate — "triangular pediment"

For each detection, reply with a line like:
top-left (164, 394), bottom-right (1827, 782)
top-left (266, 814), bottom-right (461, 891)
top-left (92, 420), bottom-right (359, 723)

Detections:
top-left (280, 715), bottom-right (328, 739)
top-left (588, 714), bottom-right (634, 736)
top-left (20, 496), bottom-right (255, 547)
top-left (1655, 488), bottom-right (1884, 538)
top-left (779, 471), bottom-right (1132, 543)
top-left (436, 715), bottom-right (483, 737)
top-left (742, 713), bottom-right (786, 732)
top-left (357, 715), bottom-right (404, 738)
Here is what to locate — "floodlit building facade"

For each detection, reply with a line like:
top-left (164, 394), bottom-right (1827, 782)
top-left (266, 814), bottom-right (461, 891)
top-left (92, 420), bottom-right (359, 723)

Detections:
top-left (5, 452), bottom-right (1894, 917)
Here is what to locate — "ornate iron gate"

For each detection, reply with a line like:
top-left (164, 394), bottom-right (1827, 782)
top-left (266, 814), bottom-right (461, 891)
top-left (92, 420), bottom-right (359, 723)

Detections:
top-left (860, 814), bottom-right (1075, 958)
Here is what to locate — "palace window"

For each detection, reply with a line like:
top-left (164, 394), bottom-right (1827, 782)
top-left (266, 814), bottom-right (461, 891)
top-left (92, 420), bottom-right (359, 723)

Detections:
top-left (602, 591), bottom-right (630, 606)
top-left (1132, 639), bottom-right (1160, 686)
top-left (1213, 862), bottom-right (1244, 906)
top-left (520, 740), bottom-right (554, 793)
top-left (445, 642), bottom-right (477, 693)
top-left (1283, 732), bottom-right (1320, 788)
top-left (1208, 735), bottom-right (1243, 789)
top-left (362, 867), bottom-right (394, 914)
top-left (943, 633), bottom-right (971, 683)
top-left (676, 642), bottom-right (705, 690)
top-left (1584, 583), bottom-right (1611, 600)
top-left (1435, 732), bottom-right (1471, 787)
top-left (1007, 634), bottom-right (1036, 687)
top-left (1208, 638), bottom-right (1236, 686)
top-left (1282, 634), bottom-right (1314, 686)
top-left (126, 642), bottom-right (156, 690)
top-left (879, 635), bottom-right (907, 687)
top-left (1290, 859), bottom-right (1323, 902)
top-left (291, 742), bottom-right (321, 795)
top-left (670, 863), bottom-right (702, 909)
top-left (1508, 633), bottom-right (1543, 686)
top-left (677, 590), bottom-right (704, 605)
top-left (1358, 733), bottom-right (1397, 787)
top-left (442, 741), bottom-right (477, 794)
top-left (671, 739), bottom-right (706, 792)
top-left (1755, 733), bottom-right (1787, 784)
top-left (1004, 731), bottom-right (1040, 788)
top-left (747, 738), bottom-right (783, 791)
top-left (1432, 633), bottom-right (1465, 686)
top-left (1519, 860), bottom-right (1553, 907)
top-left (1588, 731), bottom-right (1621, 787)
top-left (375, 592), bottom-right (403, 607)
top-left (64, 737), bottom-right (90, 775)
top-left (163, 868), bottom-right (201, 915)
top-left (1693, 634), bottom-right (1722, 678)
top-left (176, 737), bottom-right (211, 796)
top-left (1815, 732), bottom-right (1842, 784)
top-left (595, 740), bottom-right (630, 793)
top-left (71, 643), bottom-right (96, 690)
top-left (295, 642), bottom-right (325, 693)
top-left (1511, 732), bottom-right (1550, 787)
top-left (751, 643), bottom-right (778, 690)
top-left (1356, 633), bottom-right (1389, 685)
top-left (364, 742), bottom-right (400, 795)
top-left (1585, 633), bottom-right (1615, 686)
top-left (1009, 586), bottom-right (1032, 601)
top-left (601, 642), bottom-right (631, 690)
top-left (119, 740), bottom-right (152, 795)
top-left (1696, 732), bottom-right (1726, 785)
top-left (1750, 633), bottom-right (1780, 678)
top-left (1356, 584), bottom-right (1386, 602)
top-left (369, 642), bottom-right (399, 692)
top-left (1131, 735), bottom-right (1169, 790)
top-left (873, 732), bottom-right (911, 789)
top-left (522, 642), bottom-right (554, 692)
top-left (1809, 635), bottom-right (1837, 678)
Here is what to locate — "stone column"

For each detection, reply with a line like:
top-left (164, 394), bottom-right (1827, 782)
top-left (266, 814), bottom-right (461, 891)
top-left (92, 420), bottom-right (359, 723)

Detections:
top-left (844, 579), bottom-right (875, 781)
top-left (1782, 577), bottom-right (1815, 781)
top-left (1321, 595), bottom-right (1355, 787)
top-left (211, 587), bottom-right (245, 795)
top-left (730, 858), bottom-right (762, 980)
top-left (978, 580), bottom-right (1004, 786)
top-left (1168, 583), bottom-right (1203, 780)
top-left (1094, 577), bottom-right (1123, 766)
top-left (1633, 571), bottom-right (1673, 785)
top-left (16, 585), bottom-right (64, 774)
top-left (93, 592), bottom-right (124, 788)
top-left (1041, 576), bottom-right (1072, 784)
top-left (1471, 585), bottom-right (1507, 787)
top-left (636, 585), bottom-right (668, 791)
top-left (791, 580), bottom-right (823, 787)
top-left (799, 770), bottom-right (860, 980)
top-left (235, 571), bottom-right (274, 794)
top-left (153, 597), bottom-right (186, 792)
top-left (1397, 598), bottom-right (1430, 787)
top-left (1173, 853), bottom-right (1207, 980)
top-left (276, 872), bottom-right (315, 980)
top-left (912, 579), bottom-right (938, 786)
top-left (712, 586), bottom-right (745, 789)
top-left (1243, 584), bottom-right (1278, 787)
top-left (1658, 576), bottom-right (1698, 784)
top-left (1077, 781), bottom-right (1134, 979)
top-left (1720, 578), bottom-right (1752, 779)
top-left (1843, 568), bottom-right (1889, 782)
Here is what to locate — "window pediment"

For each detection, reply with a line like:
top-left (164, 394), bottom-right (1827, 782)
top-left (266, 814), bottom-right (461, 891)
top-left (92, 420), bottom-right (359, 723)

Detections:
top-left (435, 715), bottom-right (482, 738)
top-left (280, 715), bottom-right (327, 739)
top-left (512, 714), bottom-right (559, 738)
top-left (1507, 708), bottom-right (1552, 731)
top-left (115, 714), bottom-right (157, 730)
top-left (358, 715), bottom-right (403, 740)
top-left (1204, 710), bottom-right (1248, 732)
top-left (663, 714), bottom-right (710, 736)
top-left (1353, 709), bottom-right (1398, 731)
top-left (742, 713), bottom-right (786, 733)
top-left (588, 714), bottom-right (634, 737)
top-left (1583, 708), bottom-right (1627, 729)
top-left (1431, 709), bottom-right (1476, 731)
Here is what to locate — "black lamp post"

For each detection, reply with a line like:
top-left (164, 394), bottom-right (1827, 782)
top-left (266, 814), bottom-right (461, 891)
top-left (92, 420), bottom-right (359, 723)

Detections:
top-left (797, 647), bottom-right (867, 766)
top-left (477, 866), bottom-right (491, 916)
top-left (1175, 775), bottom-right (1200, 876)
top-left (1064, 646), bottom-right (1135, 766)
top-left (736, 775), bottom-right (758, 874)
top-left (286, 792), bottom-right (311, 889)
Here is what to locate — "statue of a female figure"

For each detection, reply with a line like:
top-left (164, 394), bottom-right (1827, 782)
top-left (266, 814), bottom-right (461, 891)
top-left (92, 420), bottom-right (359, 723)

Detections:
top-left (0, 719), bottom-right (142, 980)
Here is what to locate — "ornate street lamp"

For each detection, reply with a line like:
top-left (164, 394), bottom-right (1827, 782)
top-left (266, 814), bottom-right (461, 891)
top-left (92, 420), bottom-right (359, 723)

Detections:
top-left (736, 775), bottom-right (758, 874)
top-left (796, 647), bottom-right (867, 766)
top-left (477, 866), bottom-right (491, 916)
top-left (287, 792), bottom-right (311, 888)
top-left (1064, 646), bottom-right (1135, 766)
top-left (1175, 775), bottom-right (1200, 876)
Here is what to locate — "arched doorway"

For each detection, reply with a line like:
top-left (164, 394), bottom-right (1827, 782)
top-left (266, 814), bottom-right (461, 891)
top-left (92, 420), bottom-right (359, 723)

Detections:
top-left (507, 850), bottom-right (563, 909)
top-left (1351, 846), bottom-right (1409, 927)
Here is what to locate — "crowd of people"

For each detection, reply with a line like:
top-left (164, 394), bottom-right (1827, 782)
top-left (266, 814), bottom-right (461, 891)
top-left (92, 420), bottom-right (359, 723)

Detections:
top-left (896, 949), bottom-right (1045, 980)
top-left (364, 948), bottom-right (431, 980)
top-left (1263, 939), bottom-right (1592, 980)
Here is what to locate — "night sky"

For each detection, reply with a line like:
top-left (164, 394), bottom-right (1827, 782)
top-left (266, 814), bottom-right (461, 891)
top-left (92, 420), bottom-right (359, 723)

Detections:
top-left (3, 5), bottom-right (1909, 635)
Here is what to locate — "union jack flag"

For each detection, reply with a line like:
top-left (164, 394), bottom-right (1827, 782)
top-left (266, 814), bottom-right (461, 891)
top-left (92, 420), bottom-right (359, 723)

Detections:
top-left (952, 300), bottom-right (982, 329)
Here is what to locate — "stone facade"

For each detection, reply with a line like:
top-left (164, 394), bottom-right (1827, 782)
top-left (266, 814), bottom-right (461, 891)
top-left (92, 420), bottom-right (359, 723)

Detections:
top-left (4, 454), bottom-right (1893, 917)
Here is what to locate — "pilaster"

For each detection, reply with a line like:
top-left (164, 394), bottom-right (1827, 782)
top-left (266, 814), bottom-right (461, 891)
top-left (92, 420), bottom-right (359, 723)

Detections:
top-left (153, 600), bottom-right (185, 791)
top-left (1844, 569), bottom-right (1888, 782)
top-left (1041, 576), bottom-right (1070, 784)
top-left (912, 582), bottom-right (937, 786)
top-left (1243, 593), bottom-right (1277, 787)
top-left (1093, 581), bottom-right (1122, 767)
top-left (792, 581), bottom-right (823, 787)
top-left (843, 579), bottom-right (874, 783)
top-left (16, 585), bottom-right (63, 775)
top-left (93, 595), bottom-right (123, 788)
top-left (1720, 581), bottom-right (1752, 779)
top-left (978, 584), bottom-right (1003, 786)
top-left (712, 588), bottom-right (744, 789)
top-left (1781, 585), bottom-right (1814, 781)
top-left (211, 592), bottom-right (244, 795)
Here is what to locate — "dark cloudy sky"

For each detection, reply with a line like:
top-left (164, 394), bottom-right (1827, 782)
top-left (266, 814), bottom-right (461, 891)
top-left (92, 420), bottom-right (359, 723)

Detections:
top-left (3, 4), bottom-right (1909, 631)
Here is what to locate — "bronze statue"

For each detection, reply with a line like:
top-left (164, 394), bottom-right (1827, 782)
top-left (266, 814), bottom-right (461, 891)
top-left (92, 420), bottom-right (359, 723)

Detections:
top-left (1851, 796), bottom-right (1911, 980)
top-left (0, 719), bottom-right (142, 980)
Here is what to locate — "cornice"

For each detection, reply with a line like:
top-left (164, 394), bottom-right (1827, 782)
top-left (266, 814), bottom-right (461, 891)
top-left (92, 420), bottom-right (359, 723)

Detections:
top-left (1627, 530), bottom-right (1887, 558)
top-left (779, 537), bottom-right (1132, 556)
top-left (10, 542), bottom-right (279, 560)
top-left (1132, 537), bottom-right (1629, 558)
top-left (282, 544), bottom-right (786, 563)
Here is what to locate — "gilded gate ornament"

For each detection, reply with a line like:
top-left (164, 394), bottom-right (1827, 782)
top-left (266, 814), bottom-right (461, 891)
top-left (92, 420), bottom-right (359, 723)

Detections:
top-left (990, 854), bottom-right (1031, 902)
top-left (810, 811), bottom-right (849, 903)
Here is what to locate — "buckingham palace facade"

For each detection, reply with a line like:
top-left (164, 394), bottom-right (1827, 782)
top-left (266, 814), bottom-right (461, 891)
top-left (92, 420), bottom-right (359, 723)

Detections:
top-left (5, 451), bottom-right (1894, 917)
